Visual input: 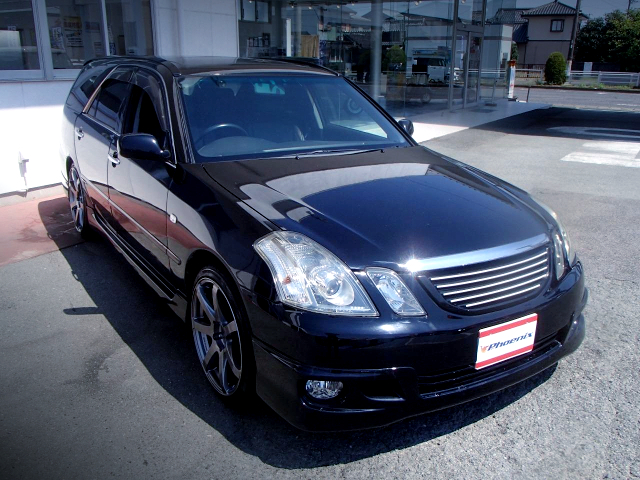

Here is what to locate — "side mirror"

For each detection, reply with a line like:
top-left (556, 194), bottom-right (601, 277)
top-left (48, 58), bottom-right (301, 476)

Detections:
top-left (398, 119), bottom-right (414, 136)
top-left (120, 134), bottom-right (171, 161)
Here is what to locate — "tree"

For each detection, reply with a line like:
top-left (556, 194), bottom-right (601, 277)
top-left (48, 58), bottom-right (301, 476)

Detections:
top-left (382, 46), bottom-right (406, 72)
top-left (510, 42), bottom-right (519, 62)
top-left (545, 52), bottom-right (567, 84)
top-left (575, 9), bottom-right (640, 72)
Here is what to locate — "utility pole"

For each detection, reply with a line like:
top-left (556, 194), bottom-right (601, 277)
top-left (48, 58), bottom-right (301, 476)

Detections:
top-left (567, 0), bottom-right (582, 77)
top-left (629, 0), bottom-right (638, 14)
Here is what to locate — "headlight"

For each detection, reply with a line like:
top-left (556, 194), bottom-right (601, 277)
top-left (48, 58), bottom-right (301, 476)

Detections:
top-left (254, 231), bottom-right (378, 316)
top-left (366, 268), bottom-right (425, 316)
top-left (532, 197), bottom-right (576, 279)
top-left (552, 232), bottom-right (566, 280)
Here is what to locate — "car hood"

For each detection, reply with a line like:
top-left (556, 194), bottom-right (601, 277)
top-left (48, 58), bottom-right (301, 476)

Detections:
top-left (202, 146), bottom-right (551, 270)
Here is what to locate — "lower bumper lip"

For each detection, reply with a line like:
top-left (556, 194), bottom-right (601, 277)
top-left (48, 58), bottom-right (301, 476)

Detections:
top-left (251, 283), bottom-right (588, 432)
top-left (255, 306), bottom-right (585, 432)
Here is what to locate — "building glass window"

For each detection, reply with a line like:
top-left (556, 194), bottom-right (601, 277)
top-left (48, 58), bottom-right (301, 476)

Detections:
top-left (238, 1), bottom-right (463, 114)
top-left (105, 0), bottom-right (154, 56)
top-left (235, 0), bottom-right (517, 113)
top-left (0, 0), bottom-right (40, 70)
top-left (550, 19), bottom-right (564, 32)
top-left (1, 0), bottom-right (154, 79)
top-left (45, 0), bottom-right (106, 68)
top-left (241, 0), bottom-right (271, 23)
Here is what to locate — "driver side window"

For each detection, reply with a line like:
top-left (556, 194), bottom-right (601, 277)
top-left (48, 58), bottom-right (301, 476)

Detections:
top-left (122, 70), bottom-right (169, 148)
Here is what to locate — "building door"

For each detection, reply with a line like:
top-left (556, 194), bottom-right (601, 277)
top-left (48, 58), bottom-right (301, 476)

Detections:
top-left (464, 34), bottom-right (482, 107)
top-left (453, 28), bottom-right (483, 109)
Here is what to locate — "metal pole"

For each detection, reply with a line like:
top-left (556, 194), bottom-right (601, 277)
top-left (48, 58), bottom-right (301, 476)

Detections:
top-left (286, 18), bottom-right (292, 57)
top-left (567, 0), bottom-right (582, 77)
top-left (477, 0), bottom-right (487, 101)
top-left (296, 6), bottom-right (302, 57)
top-left (448, 0), bottom-right (459, 110)
top-left (463, 33), bottom-right (470, 108)
top-left (370, 0), bottom-right (383, 101)
top-left (100, 0), bottom-right (111, 56)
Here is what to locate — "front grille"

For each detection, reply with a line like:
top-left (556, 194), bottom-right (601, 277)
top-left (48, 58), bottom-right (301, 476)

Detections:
top-left (426, 246), bottom-right (550, 313)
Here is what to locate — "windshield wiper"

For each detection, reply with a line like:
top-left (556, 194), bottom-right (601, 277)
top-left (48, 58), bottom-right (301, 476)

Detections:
top-left (273, 148), bottom-right (384, 159)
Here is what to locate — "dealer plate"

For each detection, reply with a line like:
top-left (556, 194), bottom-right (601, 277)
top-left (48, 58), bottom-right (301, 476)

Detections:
top-left (475, 313), bottom-right (538, 370)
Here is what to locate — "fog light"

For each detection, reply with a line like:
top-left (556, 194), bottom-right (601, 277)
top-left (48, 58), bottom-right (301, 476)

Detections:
top-left (305, 380), bottom-right (343, 399)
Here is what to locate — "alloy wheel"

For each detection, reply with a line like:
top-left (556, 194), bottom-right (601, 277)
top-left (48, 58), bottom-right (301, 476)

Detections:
top-left (68, 166), bottom-right (85, 233)
top-left (191, 274), bottom-right (243, 396)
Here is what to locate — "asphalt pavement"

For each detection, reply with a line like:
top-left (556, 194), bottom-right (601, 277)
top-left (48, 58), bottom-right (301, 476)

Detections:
top-left (1, 106), bottom-right (639, 479)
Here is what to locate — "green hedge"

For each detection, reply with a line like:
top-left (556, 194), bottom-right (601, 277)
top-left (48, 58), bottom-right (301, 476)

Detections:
top-left (545, 52), bottom-right (567, 85)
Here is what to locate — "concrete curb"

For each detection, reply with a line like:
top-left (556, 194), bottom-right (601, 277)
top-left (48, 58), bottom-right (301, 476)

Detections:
top-left (0, 184), bottom-right (65, 207)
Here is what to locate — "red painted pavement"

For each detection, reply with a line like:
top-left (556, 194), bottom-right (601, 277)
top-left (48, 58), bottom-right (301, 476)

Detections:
top-left (0, 195), bottom-right (84, 267)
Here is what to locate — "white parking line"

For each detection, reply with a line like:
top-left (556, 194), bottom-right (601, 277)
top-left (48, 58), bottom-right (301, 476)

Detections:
top-left (549, 126), bottom-right (640, 168)
top-left (561, 141), bottom-right (640, 168)
top-left (548, 126), bottom-right (640, 140)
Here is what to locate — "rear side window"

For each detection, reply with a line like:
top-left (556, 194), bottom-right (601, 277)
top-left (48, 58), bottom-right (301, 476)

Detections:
top-left (86, 68), bottom-right (133, 132)
top-left (66, 63), bottom-right (111, 112)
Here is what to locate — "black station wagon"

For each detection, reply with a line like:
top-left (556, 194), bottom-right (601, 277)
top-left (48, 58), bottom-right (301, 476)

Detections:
top-left (60, 56), bottom-right (587, 431)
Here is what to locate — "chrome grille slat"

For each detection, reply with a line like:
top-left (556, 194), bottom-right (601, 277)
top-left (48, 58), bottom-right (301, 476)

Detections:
top-left (442, 268), bottom-right (548, 296)
top-left (436, 259), bottom-right (547, 289)
top-left (427, 247), bottom-right (550, 313)
top-left (449, 274), bottom-right (548, 303)
top-left (430, 251), bottom-right (547, 281)
top-left (465, 285), bottom-right (541, 307)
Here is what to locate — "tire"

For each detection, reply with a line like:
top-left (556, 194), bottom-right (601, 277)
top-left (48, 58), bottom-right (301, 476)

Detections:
top-left (68, 164), bottom-right (91, 238)
top-left (190, 267), bottom-right (255, 400)
top-left (421, 91), bottom-right (432, 104)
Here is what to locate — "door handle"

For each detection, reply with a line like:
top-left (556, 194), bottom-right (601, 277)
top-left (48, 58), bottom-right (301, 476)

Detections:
top-left (108, 151), bottom-right (120, 166)
top-left (75, 127), bottom-right (84, 139)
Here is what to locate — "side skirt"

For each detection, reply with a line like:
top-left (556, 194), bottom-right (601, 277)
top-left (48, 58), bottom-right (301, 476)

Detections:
top-left (91, 212), bottom-right (188, 321)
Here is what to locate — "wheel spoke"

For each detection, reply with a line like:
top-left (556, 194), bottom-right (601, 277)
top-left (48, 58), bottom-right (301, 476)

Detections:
top-left (197, 283), bottom-right (220, 325)
top-left (192, 316), bottom-right (213, 336)
top-left (218, 350), bottom-right (231, 393)
top-left (222, 320), bottom-right (238, 337)
top-left (202, 340), bottom-right (221, 370)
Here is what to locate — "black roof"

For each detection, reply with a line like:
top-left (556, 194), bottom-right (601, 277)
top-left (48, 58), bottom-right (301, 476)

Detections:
top-left (521, 1), bottom-right (576, 17)
top-left (488, 8), bottom-right (526, 25)
top-left (86, 55), bottom-right (336, 77)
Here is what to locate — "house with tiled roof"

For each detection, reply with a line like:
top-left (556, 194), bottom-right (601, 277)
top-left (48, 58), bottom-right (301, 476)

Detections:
top-left (491, 1), bottom-right (587, 68)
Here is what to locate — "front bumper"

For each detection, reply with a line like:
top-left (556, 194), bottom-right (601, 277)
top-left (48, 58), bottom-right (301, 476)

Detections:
top-left (246, 263), bottom-right (587, 432)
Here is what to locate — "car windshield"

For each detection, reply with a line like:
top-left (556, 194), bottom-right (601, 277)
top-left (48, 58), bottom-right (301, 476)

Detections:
top-left (178, 74), bottom-right (410, 162)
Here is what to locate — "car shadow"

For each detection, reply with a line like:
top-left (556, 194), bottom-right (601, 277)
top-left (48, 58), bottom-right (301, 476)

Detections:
top-left (38, 197), bottom-right (558, 469)
top-left (471, 107), bottom-right (640, 142)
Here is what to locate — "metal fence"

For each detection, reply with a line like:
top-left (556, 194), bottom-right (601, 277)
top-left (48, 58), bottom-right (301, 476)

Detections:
top-left (511, 69), bottom-right (640, 87)
top-left (567, 71), bottom-right (640, 87)
top-left (515, 69), bottom-right (543, 86)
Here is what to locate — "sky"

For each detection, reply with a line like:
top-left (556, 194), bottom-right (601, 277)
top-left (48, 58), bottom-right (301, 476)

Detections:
top-left (517, 0), bottom-right (634, 19)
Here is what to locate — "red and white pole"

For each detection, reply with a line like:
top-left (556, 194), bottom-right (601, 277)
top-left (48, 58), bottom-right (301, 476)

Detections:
top-left (507, 59), bottom-right (517, 100)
